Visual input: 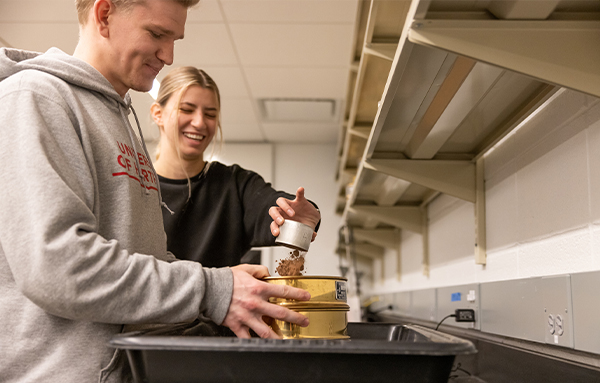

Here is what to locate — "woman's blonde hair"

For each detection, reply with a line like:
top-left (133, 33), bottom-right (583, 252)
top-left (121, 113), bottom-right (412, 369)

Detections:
top-left (75, 0), bottom-right (201, 25)
top-left (154, 67), bottom-right (223, 195)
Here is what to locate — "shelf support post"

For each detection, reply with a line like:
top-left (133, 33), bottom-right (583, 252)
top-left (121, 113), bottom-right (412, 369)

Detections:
top-left (475, 157), bottom-right (487, 265)
top-left (397, 229), bottom-right (402, 281)
top-left (421, 205), bottom-right (429, 277)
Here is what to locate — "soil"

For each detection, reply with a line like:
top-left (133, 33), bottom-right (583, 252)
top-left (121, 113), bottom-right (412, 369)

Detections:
top-left (275, 249), bottom-right (306, 276)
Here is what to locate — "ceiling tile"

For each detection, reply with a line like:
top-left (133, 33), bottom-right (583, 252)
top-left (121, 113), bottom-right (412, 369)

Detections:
top-left (193, 66), bottom-right (250, 98)
top-left (220, 122), bottom-right (265, 142)
top-left (262, 121), bottom-right (339, 143)
top-left (156, 66), bottom-right (249, 99)
top-left (0, 0), bottom-right (77, 22)
top-left (172, 23), bottom-right (237, 67)
top-left (229, 23), bottom-right (355, 66)
top-left (220, 98), bottom-right (260, 124)
top-left (0, 23), bottom-right (79, 53)
top-left (221, 0), bottom-right (359, 23)
top-left (245, 67), bottom-right (349, 99)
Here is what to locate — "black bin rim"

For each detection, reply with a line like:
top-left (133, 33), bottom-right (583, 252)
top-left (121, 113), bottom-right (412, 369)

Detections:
top-left (109, 322), bottom-right (477, 357)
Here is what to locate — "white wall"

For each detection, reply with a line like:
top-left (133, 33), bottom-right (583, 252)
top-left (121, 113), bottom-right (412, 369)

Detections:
top-left (271, 144), bottom-right (342, 276)
top-left (366, 89), bottom-right (600, 296)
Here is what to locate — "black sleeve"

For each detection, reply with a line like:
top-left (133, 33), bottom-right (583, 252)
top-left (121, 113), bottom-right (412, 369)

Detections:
top-left (234, 165), bottom-right (321, 248)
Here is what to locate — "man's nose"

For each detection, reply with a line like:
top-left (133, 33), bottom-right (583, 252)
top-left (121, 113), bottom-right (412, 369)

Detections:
top-left (158, 41), bottom-right (175, 66)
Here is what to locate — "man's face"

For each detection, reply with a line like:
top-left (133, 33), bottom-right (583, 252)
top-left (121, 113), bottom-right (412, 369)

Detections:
top-left (104, 0), bottom-right (187, 97)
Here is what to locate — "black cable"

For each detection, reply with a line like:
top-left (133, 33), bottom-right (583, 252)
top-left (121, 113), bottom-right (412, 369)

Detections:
top-left (450, 362), bottom-right (472, 376)
top-left (435, 314), bottom-right (456, 331)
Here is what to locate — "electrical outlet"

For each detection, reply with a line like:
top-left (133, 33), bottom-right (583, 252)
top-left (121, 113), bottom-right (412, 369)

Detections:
top-left (555, 315), bottom-right (564, 336)
top-left (455, 309), bottom-right (475, 322)
top-left (547, 314), bottom-right (555, 335)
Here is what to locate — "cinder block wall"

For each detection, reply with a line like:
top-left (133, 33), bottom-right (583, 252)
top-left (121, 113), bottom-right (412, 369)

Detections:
top-left (365, 89), bottom-right (600, 293)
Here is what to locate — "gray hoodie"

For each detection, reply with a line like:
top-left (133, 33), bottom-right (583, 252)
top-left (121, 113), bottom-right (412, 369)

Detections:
top-left (0, 47), bottom-right (233, 383)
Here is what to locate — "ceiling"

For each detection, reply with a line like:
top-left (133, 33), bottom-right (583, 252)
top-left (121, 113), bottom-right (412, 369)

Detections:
top-left (0, 0), bottom-right (360, 146)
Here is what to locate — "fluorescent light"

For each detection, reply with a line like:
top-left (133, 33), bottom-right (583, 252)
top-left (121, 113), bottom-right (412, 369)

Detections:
top-left (260, 98), bottom-right (337, 122)
top-left (148, 79), bottom-right (160, 100)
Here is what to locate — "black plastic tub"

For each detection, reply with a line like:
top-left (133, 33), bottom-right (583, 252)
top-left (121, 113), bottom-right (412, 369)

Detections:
top-left (110, 321), bottom-right (476, 383)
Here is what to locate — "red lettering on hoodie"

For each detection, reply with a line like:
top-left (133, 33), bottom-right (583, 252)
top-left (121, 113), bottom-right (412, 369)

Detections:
top-left (113, 143), bottom-right (158, 191)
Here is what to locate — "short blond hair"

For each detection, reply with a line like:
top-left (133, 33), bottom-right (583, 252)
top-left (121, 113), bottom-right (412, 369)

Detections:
top-left (75, 0), bottom-right (201, 25)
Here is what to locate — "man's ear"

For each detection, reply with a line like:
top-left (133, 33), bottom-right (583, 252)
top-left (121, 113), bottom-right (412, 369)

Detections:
top-left (150, 102), bottom-right (164, 128)
top-left (93, 0), bottom-right (113, 38)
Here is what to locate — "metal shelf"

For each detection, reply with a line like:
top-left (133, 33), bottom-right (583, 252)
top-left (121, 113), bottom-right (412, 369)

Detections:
top-left (336, 0), bottom-right (600, 278)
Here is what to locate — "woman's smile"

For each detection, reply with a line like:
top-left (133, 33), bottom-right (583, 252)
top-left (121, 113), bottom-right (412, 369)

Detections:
top-left (183, 132), bottom-right (206, 142)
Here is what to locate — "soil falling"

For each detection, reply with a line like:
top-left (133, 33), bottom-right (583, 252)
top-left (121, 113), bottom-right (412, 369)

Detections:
top-left (275, 250), bottom-right (306, 276)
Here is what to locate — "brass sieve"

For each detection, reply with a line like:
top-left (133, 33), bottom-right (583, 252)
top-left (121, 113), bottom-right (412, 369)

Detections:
top-left (265, 276), bottom-right (349, 339)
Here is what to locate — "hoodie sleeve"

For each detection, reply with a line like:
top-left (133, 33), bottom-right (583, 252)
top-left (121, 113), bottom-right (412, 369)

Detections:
top-left (0, 74), bottom-right (233, 325)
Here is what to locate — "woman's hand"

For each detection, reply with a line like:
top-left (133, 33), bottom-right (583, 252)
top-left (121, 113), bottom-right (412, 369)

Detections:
top-left (269, 187), bottom-right (321, 241)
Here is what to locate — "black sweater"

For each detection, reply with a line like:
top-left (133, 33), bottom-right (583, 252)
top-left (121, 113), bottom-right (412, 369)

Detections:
top-left (159, 162), bottom-right (302, 267)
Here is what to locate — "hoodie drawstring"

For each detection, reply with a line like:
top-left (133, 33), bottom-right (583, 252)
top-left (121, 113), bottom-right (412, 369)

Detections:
top-left (125, 104), bottom-right (175, 215)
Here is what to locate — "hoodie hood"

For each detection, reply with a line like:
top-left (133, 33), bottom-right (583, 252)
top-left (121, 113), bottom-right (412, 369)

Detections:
top-left (0, 47), bottom-right (131, 107)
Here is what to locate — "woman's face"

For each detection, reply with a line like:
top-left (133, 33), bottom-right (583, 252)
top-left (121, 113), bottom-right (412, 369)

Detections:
top-left (159, 85), bottom-right (219, 161)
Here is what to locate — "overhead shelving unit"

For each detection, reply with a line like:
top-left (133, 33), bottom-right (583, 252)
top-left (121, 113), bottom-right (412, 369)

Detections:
top-left (336, 0), bottom-right (600, 279)
top-left (336, 0), bottom-right (412, 214)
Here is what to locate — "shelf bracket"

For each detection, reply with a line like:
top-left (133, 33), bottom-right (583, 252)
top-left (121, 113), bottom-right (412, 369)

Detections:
top-left (397, 230), bottom-right (402, 281)
top-left (364, 43), bottom-right (398, 62)
top-left (350, 205), bottom-right (424, 234)
top-left (352, 228), bottom-right (401, 249)
top-left (353, 228), bottom-right (402, 281)
top-left (421, 205), bottom-right (429, 277)
top-left (365, 158), bottom-right (476, 203)
top-left (475, 157), bottom-right (486, 265)
top-left (353, 242), bottom-right (385, 285)
top-left (408, 19), bottom-right (600, 99)
top-left (349, 206), bottom-right (428, 278)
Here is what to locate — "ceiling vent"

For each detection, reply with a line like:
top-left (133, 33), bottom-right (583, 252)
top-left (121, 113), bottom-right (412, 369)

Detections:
top-left (259, 98), bottom-right (338, 122)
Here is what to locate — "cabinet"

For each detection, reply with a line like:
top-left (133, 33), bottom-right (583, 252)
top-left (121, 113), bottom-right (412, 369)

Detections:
top-left (336, 0), bottom-right (600, 279)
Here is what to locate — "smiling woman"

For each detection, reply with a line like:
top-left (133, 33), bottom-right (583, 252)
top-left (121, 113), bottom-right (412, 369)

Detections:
top-left (150, 67), bottom-right (322, 268)
top-left (152, 67), bottom-right (223, 182)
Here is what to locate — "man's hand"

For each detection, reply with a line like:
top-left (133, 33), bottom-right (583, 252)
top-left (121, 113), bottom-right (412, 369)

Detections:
top-left (222, 264), bottom-right (310, 339)
top-left (269, 187), bottom-right (321, 241)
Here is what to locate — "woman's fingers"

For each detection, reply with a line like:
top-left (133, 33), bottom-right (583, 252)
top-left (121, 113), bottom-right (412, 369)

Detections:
top-left (270, 221), bottom-right (280, 236)
top-left (269, 205), bottom-right (285, 225)
top-left (276, 197), bottom-right (295, 218)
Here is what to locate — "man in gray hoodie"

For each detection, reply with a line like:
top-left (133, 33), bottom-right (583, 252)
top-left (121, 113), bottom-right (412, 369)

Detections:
top-left (0, 0), bottom-right (310, 382)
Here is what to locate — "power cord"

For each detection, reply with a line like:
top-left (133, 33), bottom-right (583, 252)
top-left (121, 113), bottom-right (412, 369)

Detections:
top-left (435, 309), bottom-right (476, 330)
top-left (435, 314), bottom-right (456, 330)
top-left (448, 362), bottom-right (473, 380)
